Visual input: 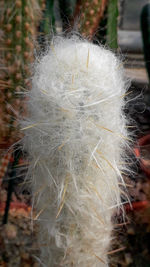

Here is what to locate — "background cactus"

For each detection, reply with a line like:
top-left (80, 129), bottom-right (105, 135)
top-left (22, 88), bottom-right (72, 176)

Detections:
top-left (0, 0), bottom-right (43, 147)
top-left (74, 0), bottom-right (108, 39)
top-left (73, 0), bottom-right (118, 49)
top-left (39, 0), bottom-right (55, 35)
top-left (106, 0), bottom-right (118, 49)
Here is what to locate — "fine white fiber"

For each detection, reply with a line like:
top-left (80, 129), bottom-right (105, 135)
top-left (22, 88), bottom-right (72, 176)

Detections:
top-left (22, 35), bottom-right (131, 266)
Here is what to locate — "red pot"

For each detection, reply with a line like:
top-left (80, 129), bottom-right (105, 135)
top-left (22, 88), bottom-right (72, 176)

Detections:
top-left (134, 134), bottom-right (150, 178)
top-left (124, 200), bottom-right (149, 212)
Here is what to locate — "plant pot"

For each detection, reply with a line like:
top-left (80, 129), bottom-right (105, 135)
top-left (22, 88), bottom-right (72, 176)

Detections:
top-left (124, 200), bottom-right (149, 213)
top-left (134, 134), bottom-right (150, 178)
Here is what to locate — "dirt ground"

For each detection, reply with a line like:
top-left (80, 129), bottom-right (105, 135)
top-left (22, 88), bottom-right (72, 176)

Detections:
top-left (0, 205), bottom-right (39, 267)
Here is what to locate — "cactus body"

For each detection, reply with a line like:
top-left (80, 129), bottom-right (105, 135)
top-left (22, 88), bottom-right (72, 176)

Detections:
top-left (0, 0), bottom-right (41, 146)
top-left (74, 0), bottom-right (108, 39)
top-left (22, 35), bottom-right (130, 266)
top-left (106, 0), bottom-right (118, 49)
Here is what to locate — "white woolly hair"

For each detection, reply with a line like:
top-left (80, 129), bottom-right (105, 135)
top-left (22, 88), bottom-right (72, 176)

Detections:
top-left (22, 35), bottom-right (130, 266)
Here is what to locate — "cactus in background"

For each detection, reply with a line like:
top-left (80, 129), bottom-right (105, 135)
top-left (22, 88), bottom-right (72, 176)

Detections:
top-left (141, 3), bottom-right (150, 83)
top-left (0, 0), bottom-right (43, 146)
top-left (73, 0), bottom-right (118, 49)
top-left (22, 35), bottom-right (130, 266)
top-left (74, 0), bottom-right (108, 39)
top-left (39, 0), bottom-right (55, 35)
top-left (58, 0), bottom-right (76, 31)
top-left (106, 0), bottom-right (118, 49)
top-left (39, 0), bottom-right (76, 37)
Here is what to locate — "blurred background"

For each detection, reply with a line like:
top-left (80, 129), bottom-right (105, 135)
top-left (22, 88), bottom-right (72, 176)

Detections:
top-left (0, 0), bottom-right (150, 266)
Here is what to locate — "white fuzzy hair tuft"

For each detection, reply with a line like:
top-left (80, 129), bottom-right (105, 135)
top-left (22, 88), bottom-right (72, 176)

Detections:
top-left (22, 35), bottom-right (130, 266)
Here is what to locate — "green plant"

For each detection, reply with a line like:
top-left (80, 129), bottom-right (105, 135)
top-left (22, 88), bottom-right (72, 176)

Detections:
top-left (73, 0), bottom-right (118, 48)
top-left (0, 0), bottom-right (42, 146)
top-left (74, 0), bottom-right (108, 39)
top-left (106, 0), bottom-right (118, 49)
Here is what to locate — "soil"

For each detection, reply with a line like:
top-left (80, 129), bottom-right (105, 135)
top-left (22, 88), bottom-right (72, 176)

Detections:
top-left (0, 212), bottom-right (39, 267)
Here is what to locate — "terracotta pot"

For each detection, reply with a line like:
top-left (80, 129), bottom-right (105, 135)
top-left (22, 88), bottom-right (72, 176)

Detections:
top-left (124, 200), bottom-right (149, 212)
top-left (134, 134), bottom-right (150, 178)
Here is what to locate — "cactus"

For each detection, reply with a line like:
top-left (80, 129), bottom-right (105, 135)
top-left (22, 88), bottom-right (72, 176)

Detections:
top-left (141, 3), bottom-right (150, 83)
top-left (0, 0), bottom-right (42, 146)
top-left (39, 0), bottom-right (55, 35)
top-left (106, 0), bottom-right (118, 49)
top-left (58, 0), bottom-right (76, 31)
top-left (22, 35), bottom-right (130, 266)
top-left (73, 0), bottom-right (118, 49)
top-left (74, 0), bottom-right (108, 39)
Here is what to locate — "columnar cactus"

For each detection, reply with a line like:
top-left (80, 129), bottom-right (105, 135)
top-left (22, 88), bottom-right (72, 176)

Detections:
top-left (0, 0), bottom-right (42, 146)
top-left (106, 0), bottom-right (118, 49)
top-left (74, 0), bottom-right (108, 39)
top-left (22, 35), bottom-right (130, 266)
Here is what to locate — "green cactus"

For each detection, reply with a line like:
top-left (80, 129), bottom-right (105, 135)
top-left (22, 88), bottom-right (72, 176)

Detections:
top-left (74, 0), bottom-right (108, 39)
top-left (58, 0), bottom-right (76, 31)
top-left (0, 0), bottom-right (43, 146)
top-left (73, 0), bottom-right (118, 48)
top-left (106, 0), bottom-right (118, 49)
